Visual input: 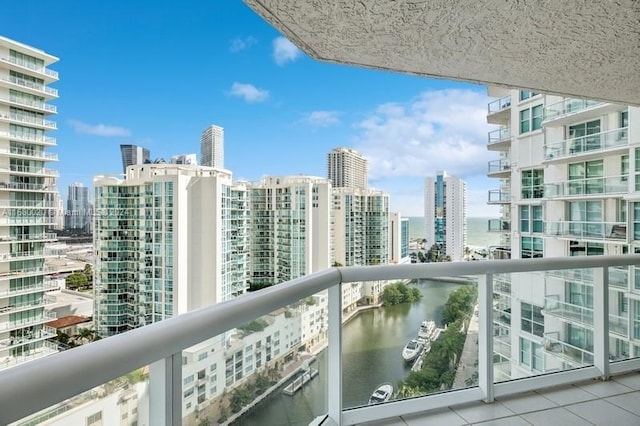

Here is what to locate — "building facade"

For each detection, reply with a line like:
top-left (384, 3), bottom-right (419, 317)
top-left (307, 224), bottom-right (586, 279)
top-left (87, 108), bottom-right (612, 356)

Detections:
top-left (65, 182), bottom-right (90, 232)
top-left (119, 144), bottom-right (150, 174)
top-left (170, 153), bottom-right (197, 165)
top-left (486, 87), bottom-right (640, 381)
top-left (327, 147), bottom-right (368, 190)
top-left (389, 212), bottom-right (410, 265)
top-left (424, 170), bottom-right (467, 262)
top-left (93, 164), bottom-right (250, 338)
top-left (0, 36), bottom-right (60, 370)
top-left (200, 125), bottom-right (224, 169)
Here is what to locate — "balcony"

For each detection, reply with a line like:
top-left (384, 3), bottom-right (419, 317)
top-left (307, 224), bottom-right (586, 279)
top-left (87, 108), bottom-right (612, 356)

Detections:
top-left (0, 56), bottom-right (59, 81)
top-left (544, 295), bottom-right (593, 327)
top-left (488, 189), bottom-right (511, 204)
top-left (487, 219), bottom-right (510, 233)
top-left (543, 128), bottom-right (629, 162)
top-left (544, 175), bottom-right (628, 199)
top-left (0, 74), bottom-right (58, 98)
top-left (487, 96), bottom-right (511, 125)
top-left (542, 99), bottom-right (622, 126)
top-left (2, 256), bottom-right (640, 426)
top-left (0, 147), bottom-right (58, 161)
top-left (487, 127), bottom-right (512, 151)
top-left (545, 221), bottom-right (627, 242)
top-left (0, 94), bottom-right (57, 114)
top-left (0, 112), bottom-right (57, 130)
top-left (487, 159), bottom-right (511, 178)
top-left (0, 131), bottom-right (56, 146)
top-left (0, 182), bottom-right (57, 192)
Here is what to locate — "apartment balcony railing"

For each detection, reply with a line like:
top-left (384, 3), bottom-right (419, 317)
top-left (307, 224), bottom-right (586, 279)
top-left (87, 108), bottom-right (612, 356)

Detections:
top-left (2, 256), bottom-right (640, 426)
top-left (0, 279), bottom-right (58, 298)
top-left (0, 112), bottom-right (57, 129)
top-left (0, 131), bottom-right (56, 146)
top-left (0, 182), bottom-right (57, 192)
top-left (544, 295), bottom-right (593, 326)
top-left (0, 56), bottom-right (59, 80)
top-left (487, 127), bottom-right (511, 150)
top-left (0, 165), bottom-right (59, 177)
top-left (487, 219), bottom-right (510, 233)
top-left (0, 94), bottom-right (57, 114)
top-left (544, 221), bottom-right (627, 241)
top-left (543, 331), bottom-right (594, 367)
top-left (546, 266), bottom-right (629, 289)
top-left (488, 189), bottom-right (511, 204)
top-left (543, 98), bottom-right (605, 122)
top-left (487, 96), bottom-right (511, 125)
top-left (0, 310), bottom-right (56, 332)
top-left (0, 74), bottom-right (58, 97)
top-left (487, 159), bottom-right (511, 177)
top-left (0, 147), bottom-right (59, 161)
top-left (543, 175), bottom-right (628, 199)
top-left (543, 128), bottom-right (628, 161)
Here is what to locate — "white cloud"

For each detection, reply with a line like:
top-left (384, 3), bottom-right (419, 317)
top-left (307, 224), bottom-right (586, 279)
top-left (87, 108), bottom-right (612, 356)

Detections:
top-left (68, 120), bottom-right (131, 137)
top-left (273, 36), bottom-right (302, 66)
top-left (229, 82), bottom-right (269, 103)
top-left (229, 36), bottom-right (257, 52)
top-left (352, 89), bottom-right (499, 217)
top-left (303, 110), bottom-right (341, 127)
top-left (354, 89), bottom-right (492, 180)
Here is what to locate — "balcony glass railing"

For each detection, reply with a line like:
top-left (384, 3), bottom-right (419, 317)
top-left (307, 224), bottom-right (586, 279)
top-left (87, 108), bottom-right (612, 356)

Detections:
top-left (0, 131), bottom-right (56, 145)
top-left (0, 112), bottom-right (57, 129)
top-left (544, 175), bottom-right (628, 198)
top-left (487, 95), bottom-right (511, 114)
top-left (543, 98), bottom-right (605, 121)
top-left (0, 56), bottom-right (59, 79)
top-left (1, 256), bottom-right (640, 426)
top-left (545, 221), bottom-right (627, 241)
top-left (488, 189), bottom-right (511, 204)
top-left (488, 219), bottom-right (510, 232)
top-left (544, 128), bottom-right (628, 160)
top-left (487, 127), bottom-right (511, 147)
top-left (544, 295), bottom-right (593, 325)
top-left (487, 159), bottom-right (510, 175)
top-left (0, 74), bottom-right (58, 96)
top-left (0, 94), bottom-right (57, 113)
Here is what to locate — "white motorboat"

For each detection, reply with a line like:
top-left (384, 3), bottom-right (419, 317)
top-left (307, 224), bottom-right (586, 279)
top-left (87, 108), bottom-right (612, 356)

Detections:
top-left (402, 339), bottom-right (423, 361)
top-left (369, 382), bottom-right (393, 404)
top-left (418, 320), bottom-right (436, 340)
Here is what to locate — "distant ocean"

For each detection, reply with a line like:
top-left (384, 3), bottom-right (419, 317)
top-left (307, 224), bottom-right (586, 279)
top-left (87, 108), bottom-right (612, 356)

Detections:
top-left (408, 217), bottom-right (501, 248)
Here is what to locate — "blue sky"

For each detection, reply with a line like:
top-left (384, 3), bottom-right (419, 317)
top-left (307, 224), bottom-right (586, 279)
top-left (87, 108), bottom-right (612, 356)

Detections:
top-left (1, 1), bottom-right (499, 217)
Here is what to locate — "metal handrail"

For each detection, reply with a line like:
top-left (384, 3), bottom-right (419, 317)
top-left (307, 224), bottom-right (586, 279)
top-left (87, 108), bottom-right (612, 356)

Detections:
top-left (1, 255), bottom-right (640, 424)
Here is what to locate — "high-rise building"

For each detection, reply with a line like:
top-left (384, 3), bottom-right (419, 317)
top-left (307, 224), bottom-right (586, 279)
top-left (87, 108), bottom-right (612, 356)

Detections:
top-left (119, 144), bottom-right (150, 174)
top-left (249, 176), bottom-right (332, 290)
top-left (65, 182), bottom-right (90, 232)
top-left (424, 170), bottom-right (467, 262)
top-left (0, 36), bottom-right (60, 370)
top-left (486, 87), bottom-right (638, 381)
top-left (327, 147), bottom-right (368, 189)
top-left (389, 212), bottom-right (410, 265)
top-left (200, 125), bottom-right (224, 169)
top-left (170, 153), bottom-right (197, 165)
top-left (93, 164), bottom-right (249, 338)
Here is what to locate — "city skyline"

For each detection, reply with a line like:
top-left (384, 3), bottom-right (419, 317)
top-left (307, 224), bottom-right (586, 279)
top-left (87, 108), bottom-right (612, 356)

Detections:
top-left (0, 1), bottom-right (499, 217)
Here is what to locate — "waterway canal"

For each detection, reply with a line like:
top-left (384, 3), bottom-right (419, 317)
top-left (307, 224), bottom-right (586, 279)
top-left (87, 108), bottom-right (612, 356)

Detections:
top-left (233, 279), bottom-right (466, 426)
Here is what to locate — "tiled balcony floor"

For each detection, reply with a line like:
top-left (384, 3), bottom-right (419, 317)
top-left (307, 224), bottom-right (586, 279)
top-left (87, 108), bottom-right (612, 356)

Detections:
top-left (359, 372), bottom-right (640, 425)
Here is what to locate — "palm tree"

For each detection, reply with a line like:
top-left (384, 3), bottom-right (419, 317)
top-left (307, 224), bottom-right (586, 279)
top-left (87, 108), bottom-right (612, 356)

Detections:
top-left (73, 327), bottom-right (96, 345)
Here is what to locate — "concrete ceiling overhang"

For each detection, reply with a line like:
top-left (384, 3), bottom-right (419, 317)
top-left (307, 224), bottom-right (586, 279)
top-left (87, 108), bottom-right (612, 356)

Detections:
top-left (245, 0), bottom-right (640, 105)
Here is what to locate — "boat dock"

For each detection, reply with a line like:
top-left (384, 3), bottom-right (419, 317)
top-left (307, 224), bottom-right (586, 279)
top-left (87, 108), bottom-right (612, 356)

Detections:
top-left (282, 364), bottom-right (319, 396)
top-left (411, 327), bottom-right (443, 372)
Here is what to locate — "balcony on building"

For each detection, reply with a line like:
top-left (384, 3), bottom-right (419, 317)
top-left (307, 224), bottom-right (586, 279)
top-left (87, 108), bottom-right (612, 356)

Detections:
top-left (487, 189), bottom-right (511, 204)
top-left (0, 146), bottom-right (58, 161)
top-left (0, 130), bottom-right (56, 146)
top-left (487, 219), bottom-right (510, 233)
top-left (0, 112), bottom-right (56, 130)
top-left (487, 159), bottom-right (511, 178)
top-left (542, 99), bottom-right (623, 127)
top-left (487, 95), bottom-right (511, 125)
top-left (544, 220), bottom-right (628, 242)
top-left (487, 127), bottom-right (512, 151)
top-left (0, 73), bottom-right (58, 99)
top-left (0, 94), bottom-right (57, 114)
top-left (543, 175), bottom-right (628, 199)
top-left (543, 127), bottom-right (629, 163)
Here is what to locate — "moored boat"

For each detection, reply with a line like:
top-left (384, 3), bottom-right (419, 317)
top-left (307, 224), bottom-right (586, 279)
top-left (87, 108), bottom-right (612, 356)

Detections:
top-left (402, 339), bottom-right (423, 361)
top-left (369, 382), bottom-right (393, 404)
top-left (418, 320), bottom-right (436, 340)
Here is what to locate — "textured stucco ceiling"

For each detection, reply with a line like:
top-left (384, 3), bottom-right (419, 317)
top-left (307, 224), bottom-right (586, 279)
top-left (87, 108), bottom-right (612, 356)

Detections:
top-left (246, 0), bottom-right (640, 105)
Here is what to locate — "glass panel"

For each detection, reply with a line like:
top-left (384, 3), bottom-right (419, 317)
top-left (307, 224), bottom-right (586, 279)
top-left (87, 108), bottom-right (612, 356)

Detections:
top-left (519, 109), bottom-right (530, 134)
top-left (520, 206), bottom-right (530, 233)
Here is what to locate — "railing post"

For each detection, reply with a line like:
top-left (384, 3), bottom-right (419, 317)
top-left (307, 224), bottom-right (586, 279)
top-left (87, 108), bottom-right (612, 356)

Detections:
top-left (149, 352), bottom-right (182, 426)
top-left (593, 267), bottom-right (610, 379)
top-left (327, 282), bottom-right (343, 424)
top-left (478, 273), bottom-right (494, 402)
